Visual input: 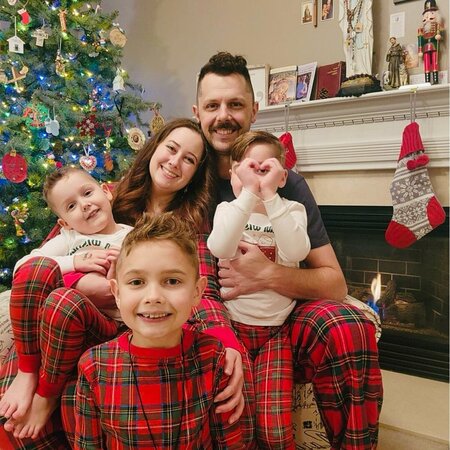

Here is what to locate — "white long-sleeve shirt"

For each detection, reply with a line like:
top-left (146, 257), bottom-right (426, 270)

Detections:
top-left (207, 188), bottom-right (310, 326)
top-left (14, 224), bottom-right (133, 275)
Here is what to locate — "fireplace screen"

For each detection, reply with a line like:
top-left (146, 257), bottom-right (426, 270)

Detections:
top-left (320, 206), bottom-right (449, 382)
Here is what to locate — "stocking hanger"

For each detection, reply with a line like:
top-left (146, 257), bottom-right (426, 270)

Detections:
top-left (409, 88), bottom-right (417, 123)
top-left (284, 102), bottom-right (291, 132)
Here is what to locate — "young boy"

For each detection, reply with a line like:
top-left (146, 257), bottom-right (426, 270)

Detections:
top-left (207, 130), bottom-right (311, 448)
top-left (0, 167), bottom-right (132, 439)
top-left (74, 213), bottom-right (244, 449)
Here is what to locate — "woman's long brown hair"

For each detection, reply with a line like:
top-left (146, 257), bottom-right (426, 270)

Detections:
top-left (112, 118), bottom-right (215, 231)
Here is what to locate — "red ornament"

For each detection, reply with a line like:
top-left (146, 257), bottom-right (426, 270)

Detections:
top-left (76, 114), bottom-right (99, 137)
top-left (2, 150), bottom-right (28, 183)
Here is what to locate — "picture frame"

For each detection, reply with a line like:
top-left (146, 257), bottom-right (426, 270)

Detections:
top-left (296, 62), bottom-right (317, 102)
top-left (268, 66), bottom-right (298, 106)
top-left (320, 0), bottom-right (334, 21)
top-left (301, 0), bottom-right (314, 25)
top-left (248, 64), bottom-right (270, 108)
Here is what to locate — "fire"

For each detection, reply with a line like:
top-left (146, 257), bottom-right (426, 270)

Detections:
top-left (371, 273), bottom-right (382, 303)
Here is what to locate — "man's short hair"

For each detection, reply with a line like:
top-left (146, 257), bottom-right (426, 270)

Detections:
top-left (197, 51), bottom-right (254, 100)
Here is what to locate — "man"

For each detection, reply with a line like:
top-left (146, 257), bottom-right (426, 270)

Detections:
top-left (193, 52), bottom-right (382, 450)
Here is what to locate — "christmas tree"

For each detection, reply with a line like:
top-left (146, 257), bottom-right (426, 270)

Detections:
top-left (0, 0), bottom-right (160, 292)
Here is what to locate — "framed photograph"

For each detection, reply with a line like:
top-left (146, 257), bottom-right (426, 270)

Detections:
top-left (268, 66), bottom-right (297, 106)
top-left (296, 62), bottom-right (317, 102)
top-left (301, 0), bottom-right (314, 24)
top-left (320, 0), bottom-right (334, 20)
top-left (248, 64), bottom-right (270, 108)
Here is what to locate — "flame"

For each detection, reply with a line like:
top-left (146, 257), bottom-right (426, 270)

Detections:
top-left (371, 273), bottom-right (382, 302)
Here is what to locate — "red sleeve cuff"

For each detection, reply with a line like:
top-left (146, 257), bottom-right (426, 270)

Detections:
top-left (203, 327), bottom-right (242, 351)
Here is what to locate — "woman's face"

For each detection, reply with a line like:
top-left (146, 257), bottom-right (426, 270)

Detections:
top-left (149, 127), bottom-right (204, 197)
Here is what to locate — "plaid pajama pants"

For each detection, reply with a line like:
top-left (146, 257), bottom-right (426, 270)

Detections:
top-left (233, 299), bottom-right (382, 450)
top-left (10, 257), bottom-right (119, 397)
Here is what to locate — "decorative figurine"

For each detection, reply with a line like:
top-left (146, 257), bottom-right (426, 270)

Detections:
top-left (418, 0), bottom-right (444, 84)
top-left (386, 37), bottom-right (405, 89)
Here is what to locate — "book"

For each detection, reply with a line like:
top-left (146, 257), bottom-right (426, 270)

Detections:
top-left (314, 61), bottom-right (346, 100)
top-left (296, 62), bottom-right (317, 102)
top-left (268, 66), bottom-right (297, 106)
top-left (248, 64), bottom-right (270, 108)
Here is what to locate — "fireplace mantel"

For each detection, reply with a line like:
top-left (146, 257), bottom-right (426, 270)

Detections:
top-left (252, 84), bottom-right (449, 172)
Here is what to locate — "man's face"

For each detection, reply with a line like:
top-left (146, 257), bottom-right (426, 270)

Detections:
top-left (193, 73), bottom-right (258, 158)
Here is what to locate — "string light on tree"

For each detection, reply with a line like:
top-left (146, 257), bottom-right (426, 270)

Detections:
top-left (0, 0), bottom-right (161, 290)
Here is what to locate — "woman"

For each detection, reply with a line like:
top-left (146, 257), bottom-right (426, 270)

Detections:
top-left (0, 119), bottom-right (245, 449)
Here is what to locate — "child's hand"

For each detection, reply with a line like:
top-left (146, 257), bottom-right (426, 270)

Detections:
top-left (258, 158), bottom-right (287, 200)
top-left (235, 158), bottom-right (261, 195)
top-left (74, 273), bottom-right (116, 310)
top-left (74, 249), bottom-right (115, 275)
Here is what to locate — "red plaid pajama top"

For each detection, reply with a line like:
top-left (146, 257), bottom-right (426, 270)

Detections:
top-left (74, 330), bottom-right (245, 449)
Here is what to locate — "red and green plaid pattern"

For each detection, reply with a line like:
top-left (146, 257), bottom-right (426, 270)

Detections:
top-left (289, 300), bottom-right (383, 450)
top-left (10, 257), bottom-right (118, 397)
top-left (74, 330), bottom-right (244, 449)
top-left (233, 321), bottom-right (295, 449)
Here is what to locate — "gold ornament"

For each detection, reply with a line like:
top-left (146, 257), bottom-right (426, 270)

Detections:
top-left (127, 127), bottom-right (146, 151)
top-left (109, 28), bottom-right (127, 48)
top-left (150, 112), bottom-right (165, 135)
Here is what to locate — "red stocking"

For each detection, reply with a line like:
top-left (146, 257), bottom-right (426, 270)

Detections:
top-left (385, 122), bottom-right (445, 248)
top-left (279, 132), bottom-right (297, 170)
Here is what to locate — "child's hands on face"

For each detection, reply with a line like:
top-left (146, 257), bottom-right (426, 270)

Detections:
top-left (234, 158), bottom-right (261, 195)
top-left (257, 157), bottom-right (286, 200)
top-left (74, 248), bottom-right (119, 275)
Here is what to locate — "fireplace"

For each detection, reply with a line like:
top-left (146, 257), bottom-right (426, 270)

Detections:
top-left (320, 206), bottom-right (449, 382)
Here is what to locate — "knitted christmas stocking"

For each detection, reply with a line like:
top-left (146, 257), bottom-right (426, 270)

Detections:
top-left (385, 121), bottom-right (445, 248)
top-left (279, 132), bottom-right (297, 170)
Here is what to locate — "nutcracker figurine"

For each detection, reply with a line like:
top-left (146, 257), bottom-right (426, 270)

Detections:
top-left (418, 0), bottom-right (444, 84)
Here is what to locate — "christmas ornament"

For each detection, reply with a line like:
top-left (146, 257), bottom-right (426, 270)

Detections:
top-left (10, 204), bottom-right (29, 237)
top-left (7, 18), bottom-right (24, 54)
top-left (109, 27), bottom-right (127, 47)
top-left (45, 118), bottom-right (60, 136)
top-left (77, 114), bottom-right (99, 137)
top-left (18, 8), bottom-right (30, 25)
top-left (2, 150), bottom-right (28, 183)
top-left (79, 154), bottom-right (97, 171)
top-left (0, 69), bottom-right (7, 84)
top-left (45, 107), bottom-right (60, 136)
top-left (127, 127), bottom-right (146, 151)
top-left (279, 132), bottom-right (297, 170)
top-left (5, 65), bottom-right (28, 90)
top-left (150, 110), bottom-right (165, 135)
top-left (385, 121), bottom-right (446, 248)
top-left (7, 34), bottom-right (25, 54)
top-left (31, 28), bottom-right (49, 47)
top-left (59, 9), bottom-right (67, 32)
top-left (23, 103), bottom-right (48, 128)
top-left (46, 153), bottom-right (57, 166)
top-left (113, 68), bottom-right (125, 91)
top-left (55, 49), bottom-right (66, 77)
top-left (103, 151), bottom-right (113, 172)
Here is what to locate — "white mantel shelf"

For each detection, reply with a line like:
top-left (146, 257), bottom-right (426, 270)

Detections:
top-left (252, 84), bottom-right (449, 172)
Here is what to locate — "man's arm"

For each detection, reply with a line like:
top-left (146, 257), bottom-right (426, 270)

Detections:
top-left (218, 242), bottom-right (347, 302)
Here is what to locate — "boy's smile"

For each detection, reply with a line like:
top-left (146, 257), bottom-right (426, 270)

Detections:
top-left (111, 240), bottom-right (206, 348)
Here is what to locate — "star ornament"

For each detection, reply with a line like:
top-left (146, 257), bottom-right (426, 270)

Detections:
top-left (76, 114), bottom-right (99, 137)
